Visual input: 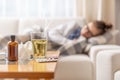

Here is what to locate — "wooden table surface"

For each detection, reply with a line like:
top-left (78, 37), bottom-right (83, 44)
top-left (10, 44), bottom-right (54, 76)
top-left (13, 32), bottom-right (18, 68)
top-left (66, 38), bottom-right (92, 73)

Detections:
top-left (0, 51), bottom-right (59, 79)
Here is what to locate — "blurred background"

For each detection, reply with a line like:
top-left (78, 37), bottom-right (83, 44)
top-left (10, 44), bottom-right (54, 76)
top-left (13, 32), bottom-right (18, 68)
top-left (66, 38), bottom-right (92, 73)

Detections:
top-left (0, 0), bottom-right (119, 44)
top-left (0, 0), bottom-right (115, 22)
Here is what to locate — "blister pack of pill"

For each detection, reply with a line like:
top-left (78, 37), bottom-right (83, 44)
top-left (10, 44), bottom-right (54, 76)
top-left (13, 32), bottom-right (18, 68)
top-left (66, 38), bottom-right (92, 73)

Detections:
top-left (35, 57), bottom-right (58, 63)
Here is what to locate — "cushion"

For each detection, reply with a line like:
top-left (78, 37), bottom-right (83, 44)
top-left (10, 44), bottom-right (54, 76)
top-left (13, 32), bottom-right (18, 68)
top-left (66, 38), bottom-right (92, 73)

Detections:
top-left (20, 24), bottom-right (43, 35)
top-left (88, 29), bottom-right (119, 45)
top-left (115, 71), bottom-right (120, 80)
top-left (18, 17), bottom-right (85, 34)
top-left (84, 30), bottom-right (119, 53)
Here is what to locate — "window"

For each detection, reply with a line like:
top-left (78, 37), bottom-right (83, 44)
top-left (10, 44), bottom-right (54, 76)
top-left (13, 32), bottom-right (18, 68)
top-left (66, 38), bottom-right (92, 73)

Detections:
top-left (0, 0), bottom-right (76, 18)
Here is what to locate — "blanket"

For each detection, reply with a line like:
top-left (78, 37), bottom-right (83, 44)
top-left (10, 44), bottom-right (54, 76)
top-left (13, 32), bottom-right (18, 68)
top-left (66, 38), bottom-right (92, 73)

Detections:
top-left (0, 21), bottom-right (88, 56)
top-left (58, 36), bottom-right (88, 56)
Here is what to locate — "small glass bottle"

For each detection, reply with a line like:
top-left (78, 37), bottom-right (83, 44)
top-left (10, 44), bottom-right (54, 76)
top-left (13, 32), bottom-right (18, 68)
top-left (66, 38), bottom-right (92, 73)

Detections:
top-left (8, 35), bottom-right (18, 61)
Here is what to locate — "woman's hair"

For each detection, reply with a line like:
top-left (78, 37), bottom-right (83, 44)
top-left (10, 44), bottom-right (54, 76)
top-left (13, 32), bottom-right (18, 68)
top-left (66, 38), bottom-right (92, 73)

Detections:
top-left (93, 20), bottom-right (113, 35)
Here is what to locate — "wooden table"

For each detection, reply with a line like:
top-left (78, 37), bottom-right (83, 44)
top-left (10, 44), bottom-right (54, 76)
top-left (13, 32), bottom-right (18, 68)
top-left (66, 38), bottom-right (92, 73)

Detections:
top-left (0, 51), bottom-right (59, 80)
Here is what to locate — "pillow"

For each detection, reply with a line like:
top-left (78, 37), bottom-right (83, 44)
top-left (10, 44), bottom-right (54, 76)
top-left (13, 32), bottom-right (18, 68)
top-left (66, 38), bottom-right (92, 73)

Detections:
top-left (84, 30), bottom-right (119, 53)
top-left (16, 25), bottom-right (44, 43)
top-left (20, 24), bottom-right (43, 35)
top-left (88, 30), bottom-right (119, 45)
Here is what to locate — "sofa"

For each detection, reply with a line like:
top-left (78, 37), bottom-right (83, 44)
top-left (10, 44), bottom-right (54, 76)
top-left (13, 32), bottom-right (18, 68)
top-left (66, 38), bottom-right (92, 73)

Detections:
top-left (54, 45), bottom-right (120, 80)
top-left (89, 45), bottom-right (120, 80)
top-left (0, 17), bottom-right (120, 80)
top-left (0, 17), bottom-right (85, 36)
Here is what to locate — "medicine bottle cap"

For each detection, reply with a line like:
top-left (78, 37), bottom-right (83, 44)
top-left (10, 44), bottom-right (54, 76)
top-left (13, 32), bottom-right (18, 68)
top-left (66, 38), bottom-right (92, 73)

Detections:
top-left (11, 35), bottom-right (15, 41)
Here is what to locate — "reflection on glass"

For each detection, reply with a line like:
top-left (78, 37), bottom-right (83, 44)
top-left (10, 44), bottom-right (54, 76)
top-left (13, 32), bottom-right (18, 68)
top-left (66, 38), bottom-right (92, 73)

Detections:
top-left (0, 48), bottom-right (7, 60)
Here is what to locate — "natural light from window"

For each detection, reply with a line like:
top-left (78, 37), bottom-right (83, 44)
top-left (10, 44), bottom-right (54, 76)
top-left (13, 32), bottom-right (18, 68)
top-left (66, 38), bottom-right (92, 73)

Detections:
top-left (0, 0), bottom-right (76, 18)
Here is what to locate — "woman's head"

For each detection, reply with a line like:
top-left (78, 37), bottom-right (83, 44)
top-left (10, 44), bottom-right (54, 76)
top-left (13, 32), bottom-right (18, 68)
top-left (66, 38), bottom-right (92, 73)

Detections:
top-left (81, 20), bottom-right (113, 38)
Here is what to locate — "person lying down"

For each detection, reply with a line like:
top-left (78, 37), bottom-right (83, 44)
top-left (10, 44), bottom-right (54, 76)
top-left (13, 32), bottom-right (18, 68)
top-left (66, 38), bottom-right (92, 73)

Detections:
top-left (0, 20), bottom-right (113, 56)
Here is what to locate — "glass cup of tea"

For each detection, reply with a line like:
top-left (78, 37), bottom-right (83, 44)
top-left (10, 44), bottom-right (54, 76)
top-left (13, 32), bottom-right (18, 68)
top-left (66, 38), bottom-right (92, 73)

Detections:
top-left (31, 32), bottom-right (47, 59)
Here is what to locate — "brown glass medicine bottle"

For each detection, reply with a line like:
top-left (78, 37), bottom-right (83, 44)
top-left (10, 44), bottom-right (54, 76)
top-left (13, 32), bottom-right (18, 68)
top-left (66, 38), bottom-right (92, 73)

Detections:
top-left (8, 35), bottom-right (18, 61)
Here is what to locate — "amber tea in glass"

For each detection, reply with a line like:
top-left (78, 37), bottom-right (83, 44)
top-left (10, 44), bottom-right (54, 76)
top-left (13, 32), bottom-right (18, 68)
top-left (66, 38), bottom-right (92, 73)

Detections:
top-left (31, 32), bottom-right (47, 59)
